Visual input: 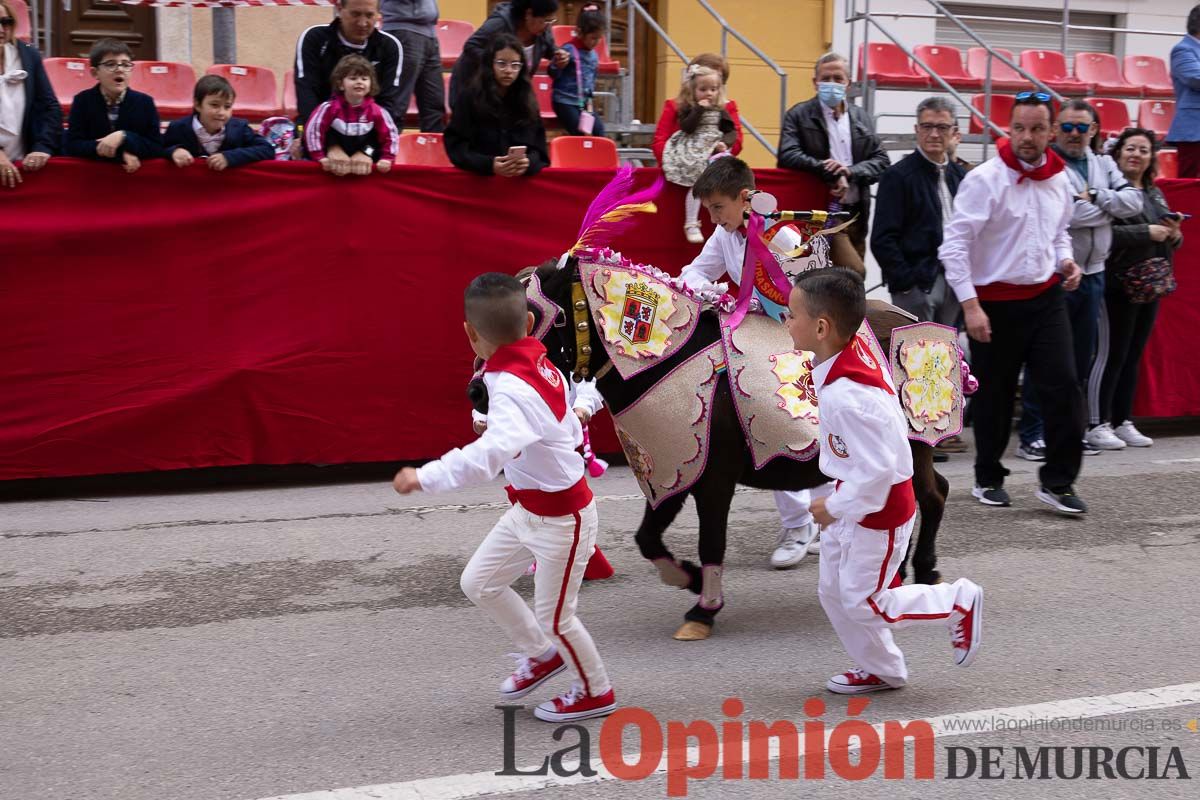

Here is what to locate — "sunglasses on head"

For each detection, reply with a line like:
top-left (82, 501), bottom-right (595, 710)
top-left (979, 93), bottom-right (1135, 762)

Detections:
top-left (1015, 91), bottom-right (1053, 102)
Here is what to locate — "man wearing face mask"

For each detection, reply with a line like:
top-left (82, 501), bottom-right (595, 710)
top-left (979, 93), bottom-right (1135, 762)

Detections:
top-left (778, 52), bottom-right (889, 275)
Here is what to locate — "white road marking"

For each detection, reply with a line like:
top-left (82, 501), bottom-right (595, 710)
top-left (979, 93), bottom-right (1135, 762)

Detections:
top-left (1151, 457), bottom-right (1200, 465)
top-left (252, 682), bottom-right (1200, 800)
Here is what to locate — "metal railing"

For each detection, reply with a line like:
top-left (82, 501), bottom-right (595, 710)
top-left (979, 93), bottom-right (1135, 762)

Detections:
top-left (610, 0), bottom-right (780, 156)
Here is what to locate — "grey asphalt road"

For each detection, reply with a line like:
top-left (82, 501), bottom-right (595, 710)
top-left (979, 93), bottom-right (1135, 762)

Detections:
top-left (2, 429), bottom-right (1198, 800)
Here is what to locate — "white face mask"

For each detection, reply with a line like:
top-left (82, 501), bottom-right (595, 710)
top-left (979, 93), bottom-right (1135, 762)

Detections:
top-left (817, 82), bottom-right (846, 108)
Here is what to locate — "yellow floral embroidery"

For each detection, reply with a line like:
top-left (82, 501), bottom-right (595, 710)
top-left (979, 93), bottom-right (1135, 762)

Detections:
top-left (900, 339), bottom-right (957, 430)
top-left (596, 270), bottom-right (679, 358)
top-left (771, 350), bottom-right (820, 422)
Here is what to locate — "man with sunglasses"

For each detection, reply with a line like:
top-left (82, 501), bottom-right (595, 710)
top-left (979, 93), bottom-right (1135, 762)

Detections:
top-left (938, 92), bottom-right (1088, 516)
top-left (1019, 100), bottom-right (1141, 455)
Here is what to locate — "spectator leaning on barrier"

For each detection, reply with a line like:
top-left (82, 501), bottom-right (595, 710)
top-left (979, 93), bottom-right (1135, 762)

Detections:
top-left (294, 0), bottom-right (404, 140)
top-left (444, 33), bottom-right (547, 177)
top-left (937, 92), bottom-right (1088, 516)
top-left (64, 38), bottom-right (162, 173)
top-left (447, 0), bottom-right (567, 107)
top-left (1167, 5), bottom-right (1200, 178)
top-left (0, 2), bottom-right (61, 189)
top-left (381, 0), bottom-right (445, 133)
top-left (778, 51), bottom-right (888, 276)
top-left (164, 75), bottom-right (274, 171)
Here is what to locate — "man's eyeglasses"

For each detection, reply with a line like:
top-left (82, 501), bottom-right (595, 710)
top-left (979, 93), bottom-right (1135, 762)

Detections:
top-left (539, 16), bottom-right (558, 25)
top-left (1015, 91), bottom-right (1053, 102)
top-left (99, 61), bottom-right (136, 72)
top-left (1059, 122), bottom-right (1092, 134)
top-left (0, 15), bottom-right (16, 26)
top-left (917, 123), bottom-right (956, 135)
top-left (494, 59), bottom-right (524, 72)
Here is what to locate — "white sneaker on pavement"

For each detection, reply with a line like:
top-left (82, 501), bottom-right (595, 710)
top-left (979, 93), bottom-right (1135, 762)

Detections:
top-left (1115, 420), bottom-right (1153, 447)
top-left (1085, 422), bottom-right (1126, 451)
top-left (770, 523), bottom-right (813, 569)
top-left (807, 528), bottom-right (822, 555)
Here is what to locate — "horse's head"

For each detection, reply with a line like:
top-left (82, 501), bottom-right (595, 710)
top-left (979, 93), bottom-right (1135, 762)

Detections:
top-left (528, 256), bottom-right (609, 384)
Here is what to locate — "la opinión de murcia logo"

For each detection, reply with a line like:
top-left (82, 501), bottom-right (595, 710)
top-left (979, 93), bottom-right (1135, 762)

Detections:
top-left (496, 701), bottom-right (1193, 796)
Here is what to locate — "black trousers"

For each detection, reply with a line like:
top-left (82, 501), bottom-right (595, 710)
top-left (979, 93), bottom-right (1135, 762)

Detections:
top-left (970, 285), bottom-right (1084, 489)
top-left (1090, 290), bottom-right (1160, 426)
top-left (390, 29), bottom-right (446, 133)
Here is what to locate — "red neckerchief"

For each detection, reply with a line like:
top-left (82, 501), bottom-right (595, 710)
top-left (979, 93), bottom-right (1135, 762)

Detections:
top-left (484, 338), bottom-right (568, 420)
top-left (824, 334), bottom-right (894, 395)
top-left (997, 138), bottom-right (1065, 183)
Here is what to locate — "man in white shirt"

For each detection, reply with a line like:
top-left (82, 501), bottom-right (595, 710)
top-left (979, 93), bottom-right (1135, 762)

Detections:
top-left (938, 93), bottom-right (1087, 515)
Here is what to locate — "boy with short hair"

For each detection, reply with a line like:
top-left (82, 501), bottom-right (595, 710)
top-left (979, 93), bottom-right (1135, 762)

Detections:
top-left (679, 156), bottom-right (827, 570)
top-left (164, 75), bottom-right (275, 170)
top-left (64, 38), bottom-right (162, 172)
top-left (785, 268), bottom-right (983, 694)
top-left (393, 273), bottom-right (616, 723)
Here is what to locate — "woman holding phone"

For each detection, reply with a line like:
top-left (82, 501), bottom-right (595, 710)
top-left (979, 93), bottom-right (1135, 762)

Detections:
top-left (1086, 127), bottom-right (1182, 449)
top-left (444, 33), bottom-right (548, 177)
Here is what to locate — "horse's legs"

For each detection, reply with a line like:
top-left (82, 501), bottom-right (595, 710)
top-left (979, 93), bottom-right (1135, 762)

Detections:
top-left (634, 494), bottom-right (702, 590)
top-left (679, 477), bottom-right (737, 629)
top-left (906, 442), bottom-right (946, 585)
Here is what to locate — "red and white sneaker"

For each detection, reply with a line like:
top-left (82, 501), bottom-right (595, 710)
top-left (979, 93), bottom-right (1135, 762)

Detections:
top-left (950, 583), bottom-right (984, 667)
top-left (499, 651), bottom-right (566, 699)
top-left (826, 668), bottom-right (899, 695)
top-left (533, 683), bottom-right (617, 722)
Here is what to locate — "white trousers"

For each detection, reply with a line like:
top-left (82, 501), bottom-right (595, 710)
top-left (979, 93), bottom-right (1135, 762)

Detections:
top-left (818, 513), bottom-right (977, 686)
top-left (773, 482), bottom-right (833, 529)
top-left (460, 500), bottom-right (611, 697)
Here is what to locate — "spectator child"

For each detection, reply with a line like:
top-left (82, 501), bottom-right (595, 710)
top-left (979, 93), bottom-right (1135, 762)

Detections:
top-left (64, 38), bottom-right (162, 173)
top-left (657, 63), bottom-right (741, 243)
top-left (164, 76), bottom-right (274, 171)
top-left (548, 4), bottom-right (606, 137)
top-left (305, 55), bottom-right (399, 176)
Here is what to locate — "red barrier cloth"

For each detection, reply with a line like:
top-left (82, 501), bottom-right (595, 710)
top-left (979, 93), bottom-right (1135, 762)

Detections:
top-left (0, 159), bottom-right (825, 480)
top-left (1132, 180), bottom-right (1200, 418)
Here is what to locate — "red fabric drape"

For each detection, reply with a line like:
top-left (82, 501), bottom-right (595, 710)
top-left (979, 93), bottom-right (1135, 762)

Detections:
top-left (0, 159), bottom-right (825, 480)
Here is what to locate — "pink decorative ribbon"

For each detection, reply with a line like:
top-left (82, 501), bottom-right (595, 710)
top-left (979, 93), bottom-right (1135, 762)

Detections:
top-left (724, 213), bottom-right (794, 330)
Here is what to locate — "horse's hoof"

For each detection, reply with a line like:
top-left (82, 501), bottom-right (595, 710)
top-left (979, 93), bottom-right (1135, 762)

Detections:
top-left (654, 558), bottom-right (691, 588)
top-left (673, 620), bottom-right (712, 641)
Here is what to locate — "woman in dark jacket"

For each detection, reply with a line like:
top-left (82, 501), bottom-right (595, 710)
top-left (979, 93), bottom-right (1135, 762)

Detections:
top-left (0, 4), bottom-right (62, 188)
top-left (444, 33), bottom-right (548, 177)
top-left (1087, 128), bottom-right (1182, 449)
top-left (447, 0), bottom-right (565, 105)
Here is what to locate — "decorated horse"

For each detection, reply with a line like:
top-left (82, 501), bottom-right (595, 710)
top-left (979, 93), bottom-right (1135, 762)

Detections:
top-left (526, 170), bottom-right (973, 641)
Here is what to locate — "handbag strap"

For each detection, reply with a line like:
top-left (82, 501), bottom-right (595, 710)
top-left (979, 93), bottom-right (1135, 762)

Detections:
top-left (567, 43), bottom-right (587, 110)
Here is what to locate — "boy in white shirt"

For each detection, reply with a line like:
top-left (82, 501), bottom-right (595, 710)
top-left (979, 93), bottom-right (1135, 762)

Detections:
top-left (679, 156), bottom-right (826, 569)
top-left (393, 273), bottom-right (615, 722)
top-left (785, 268), bottom-right (983, 694)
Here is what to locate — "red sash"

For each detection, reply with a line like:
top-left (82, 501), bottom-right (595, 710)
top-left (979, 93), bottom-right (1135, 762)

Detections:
top-left (484, 338), bottom-right (568, 421)
top-left (823, 335), bottom-right (894, 395)
top-left (835, 478), bottom-right (916, 530)
top-left (506, 477), bottom-right (594, 517)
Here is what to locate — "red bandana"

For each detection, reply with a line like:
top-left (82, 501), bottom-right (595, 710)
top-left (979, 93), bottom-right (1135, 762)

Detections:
top-left (997, 138), bottom-right (1065, 183)
top-left (484, 338), bottom-right (568, 421)
top-left (824, 335), bottom-right (894, 395)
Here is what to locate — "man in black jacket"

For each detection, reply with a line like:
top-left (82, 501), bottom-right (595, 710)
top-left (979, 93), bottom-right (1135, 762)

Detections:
top-left (294, 0), bottom-right (404, 132)
top-left (777, 52), bottom-right (889, 273)
top-left (870, 96), bottom-right (966, 325)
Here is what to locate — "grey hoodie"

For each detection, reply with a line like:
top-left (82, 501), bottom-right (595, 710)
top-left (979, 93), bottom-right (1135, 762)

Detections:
top-left (382, 0), bottom-right (439, 38)
top-left (1053, 146), bottom-right (1144, 275)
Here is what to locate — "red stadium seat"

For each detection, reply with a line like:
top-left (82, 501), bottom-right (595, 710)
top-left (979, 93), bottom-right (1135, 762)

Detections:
top-left (1074, 52), bottom-right (1140, 97)
top-left (965, 47), bottom-right (1030, 91)
top-left (969, 93), bottom-right (1013, 136)
top-left (551, 25), bottom-right (621, 75)
top-left (10, 0), bottom-right (30, 42)
top-left (437, 20), bottom-right (474, 69)
top-left (1158, 149), bottom-right (1179, 179)
top-left (42, 58), bottom-right (93, 116)
top-left (1138, 100), bottom-right (1175, 138)
top-left (549, 135), bottom-right (618, 168)
top-left (1124, 55), bottom-right (1174, 99)
top-left (913, 44), bottom-right (983, 90)
top-left (205, 64), bottom-right (280, 122)
top-left (859, 42), bottom-right (929, 88)
top-left (282, 69), bottom-right (297, 119)
top-left (1088, 98), bottom-right (1132, 139)
top-left (132, 61), bottom-right (197, 119)
top-left (395, 132), bottom-right (452, 166)
top-left (532, 74), bottom-right (557, 123)
top-left (1020, 49), bottom-right (1091, 94)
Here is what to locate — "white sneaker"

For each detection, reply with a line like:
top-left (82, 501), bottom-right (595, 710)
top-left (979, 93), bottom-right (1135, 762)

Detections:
top-left (684, 223), bottom-right (704, 244)
top-left (807, 529), bottom-right (822, 555)
top-left (1115, 420), bottom-right (1153, 447)
top-left (770, 523), bottom-right (813, 569)
top-left (1085, 423), bottom-right (1126, 450)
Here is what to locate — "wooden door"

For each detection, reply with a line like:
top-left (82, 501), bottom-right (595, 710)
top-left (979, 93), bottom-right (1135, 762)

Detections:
top-left (54, 0), bottom-right (158, 60)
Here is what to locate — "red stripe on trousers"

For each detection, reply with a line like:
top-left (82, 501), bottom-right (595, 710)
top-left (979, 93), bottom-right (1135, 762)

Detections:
top-left (552, 511), bottom-right (591, 697)
top-left (867, 526), bottom-right (956, 623)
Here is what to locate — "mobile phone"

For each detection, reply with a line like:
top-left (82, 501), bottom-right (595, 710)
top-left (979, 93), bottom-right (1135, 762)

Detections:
top-left (507, 146), bottom-right (527, 159)
top-left (1164, 212), bottom-right (1192, 221)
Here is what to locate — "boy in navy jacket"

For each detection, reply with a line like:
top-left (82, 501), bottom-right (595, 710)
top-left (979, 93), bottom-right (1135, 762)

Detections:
top-left (164, 75), bottom-right (274, 170)
top-left (64, 38), bottom-right (162, 172)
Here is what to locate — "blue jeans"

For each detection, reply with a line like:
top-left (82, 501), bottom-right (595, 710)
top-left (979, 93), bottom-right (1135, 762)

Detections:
top-left (552, 101), bottom-right (606, 137)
